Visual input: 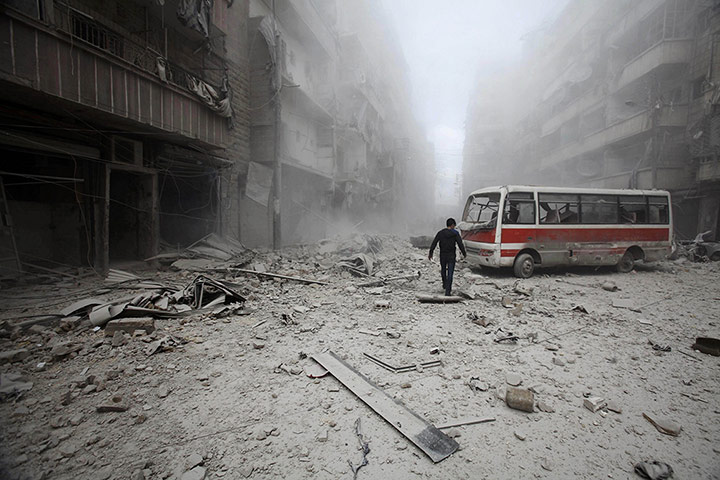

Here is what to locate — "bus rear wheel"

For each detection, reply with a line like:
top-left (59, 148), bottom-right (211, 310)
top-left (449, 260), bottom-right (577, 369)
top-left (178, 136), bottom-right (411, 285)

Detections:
top-left (616, 251), bottom-right (634, 273)
top-left (513, 253), bottom-right (535, 278)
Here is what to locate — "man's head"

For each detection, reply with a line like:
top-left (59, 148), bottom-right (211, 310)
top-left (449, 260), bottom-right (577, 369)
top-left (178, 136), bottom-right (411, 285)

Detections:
top-left (446, 218), bottom-right (456, 228)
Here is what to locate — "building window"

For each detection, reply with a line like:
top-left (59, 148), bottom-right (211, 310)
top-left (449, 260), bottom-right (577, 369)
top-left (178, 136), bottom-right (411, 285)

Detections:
top-left (71, 13), bottom-right (124, 57)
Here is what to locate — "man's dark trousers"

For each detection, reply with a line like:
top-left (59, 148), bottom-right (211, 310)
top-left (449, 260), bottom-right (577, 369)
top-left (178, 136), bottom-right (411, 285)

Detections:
top-left (440, 257), bottom-right (455, 296)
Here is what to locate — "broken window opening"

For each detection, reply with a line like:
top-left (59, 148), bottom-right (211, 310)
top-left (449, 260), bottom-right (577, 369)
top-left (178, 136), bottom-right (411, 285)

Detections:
top-left (462, 192), bottom-right (500, 230)
top-left (503, 192), bottom-right (535, 225)
top-left (539, 193), bottom-right (580, 224)
top-left (619, 195), bottom-right (648, 224)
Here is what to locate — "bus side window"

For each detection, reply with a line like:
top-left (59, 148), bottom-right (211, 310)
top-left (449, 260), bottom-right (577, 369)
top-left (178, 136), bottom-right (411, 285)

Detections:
top-left (619, 196), bottom-right (647, 224)
top-left (648, 196), bottom-right (669, 224)
top-left (504, 193), bottom-right (535, 224)
top-left (539, 194), bottom-right (579, 224)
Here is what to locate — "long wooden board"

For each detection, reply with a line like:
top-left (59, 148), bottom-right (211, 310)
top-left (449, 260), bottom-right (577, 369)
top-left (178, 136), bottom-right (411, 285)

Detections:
top-left (312, 351), bottom-right (458, 463)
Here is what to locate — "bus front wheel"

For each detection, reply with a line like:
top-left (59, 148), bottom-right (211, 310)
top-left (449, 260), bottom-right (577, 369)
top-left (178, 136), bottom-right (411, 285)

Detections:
top-left (616, 251), bottom-right (635, 273)
top-left (513, 253), bottom-right (535, 278)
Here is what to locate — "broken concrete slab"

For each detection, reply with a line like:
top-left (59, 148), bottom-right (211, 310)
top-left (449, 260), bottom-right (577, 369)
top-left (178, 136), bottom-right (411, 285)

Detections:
top-left (583, 397), bottom-right (607, 413)
top-left (96, 395), bottom-right (129, 413)
top-left (0, 348), bottom-right (29, 364)
top-left (312, 351), bottom-right (458, 463)
top-left (0, 373), bottom-right (33, 396)
top-left (104, 318), bottom-right (155, 336)
top-left (181, 466), bottom-right (207, 480)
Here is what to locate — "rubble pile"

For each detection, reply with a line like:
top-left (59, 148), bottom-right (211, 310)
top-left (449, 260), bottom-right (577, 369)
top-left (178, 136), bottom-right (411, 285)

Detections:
top-left (0, 234), bottom-right (718, 479)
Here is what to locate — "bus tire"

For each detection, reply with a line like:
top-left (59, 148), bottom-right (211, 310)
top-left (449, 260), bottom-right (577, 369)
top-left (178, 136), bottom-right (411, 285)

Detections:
top-left (513, 253), bottom-right (535, 278)
top-left (616, 251), bottom-right (634, 273)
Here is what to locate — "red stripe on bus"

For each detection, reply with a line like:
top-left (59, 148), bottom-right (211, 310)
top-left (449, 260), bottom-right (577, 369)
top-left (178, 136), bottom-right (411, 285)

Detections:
top-left (501, 250), bottom-right (519, 257)
top-left (500, 227), bottom-right (669, 243)
top-left (461, 229), bottom-right (495, 243)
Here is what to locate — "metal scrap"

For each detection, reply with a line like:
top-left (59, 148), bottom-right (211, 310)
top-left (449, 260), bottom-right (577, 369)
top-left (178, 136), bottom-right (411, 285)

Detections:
top-left (363, 353), bottom-right (441, 373)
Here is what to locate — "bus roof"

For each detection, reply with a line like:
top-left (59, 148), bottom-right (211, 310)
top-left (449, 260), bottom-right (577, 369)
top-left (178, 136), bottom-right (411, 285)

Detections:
top-left (466, 185), bottom-right (671, 198)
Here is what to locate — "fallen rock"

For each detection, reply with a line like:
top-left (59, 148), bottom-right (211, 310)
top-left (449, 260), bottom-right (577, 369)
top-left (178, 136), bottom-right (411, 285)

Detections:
top-left (537, 400), bottom-right (555, 413)
top-left (552, 357), bottom-right (566, 367)
top-left (0, 348), bottom-right (29, 364)
top-left (111, 331), bottom-right (127, 348)
top-left (181, 466), bottom-right (207, 480)
top-left (514, 429), bottom-right (527, 441)
top-left (607, 400), bottom-right (622, 414)
top-left (185, 453), bottom-right (204, 470)
top-left (0, 373), bottom-right (33, 395)
top-left (583, 397), bottom-right (606, 413)
top-left (505, 373), bottom-right (522, 386)
top-left (96, 395), bottom-right (129, 413)
top-left (505, 387), bottom-right (534, 412)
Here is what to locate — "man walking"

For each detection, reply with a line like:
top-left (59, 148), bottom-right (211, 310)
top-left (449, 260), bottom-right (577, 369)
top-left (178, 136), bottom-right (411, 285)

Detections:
top-left (428, 218), bottom-right (467, 296)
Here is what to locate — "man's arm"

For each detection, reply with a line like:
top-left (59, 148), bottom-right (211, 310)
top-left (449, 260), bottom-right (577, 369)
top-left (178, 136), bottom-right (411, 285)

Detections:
top-left (428, 232), bottom-right (440, 259)
top-left (456, 231), bottom-right (467, 257)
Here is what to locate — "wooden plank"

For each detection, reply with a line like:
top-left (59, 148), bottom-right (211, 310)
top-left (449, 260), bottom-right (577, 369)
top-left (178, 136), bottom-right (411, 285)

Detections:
top-left (312, 351), bottom-right (458, 463)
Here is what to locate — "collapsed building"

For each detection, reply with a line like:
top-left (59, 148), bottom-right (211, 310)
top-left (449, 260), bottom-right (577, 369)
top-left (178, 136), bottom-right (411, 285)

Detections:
top-left (463, 0), bottom-right (720, 241)
top-left (0, 0), bottom-right (433, 277)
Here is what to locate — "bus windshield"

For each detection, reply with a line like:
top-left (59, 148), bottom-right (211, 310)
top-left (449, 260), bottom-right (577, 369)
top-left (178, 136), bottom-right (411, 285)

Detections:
top-left (462, 192), bottom-right (500, 230)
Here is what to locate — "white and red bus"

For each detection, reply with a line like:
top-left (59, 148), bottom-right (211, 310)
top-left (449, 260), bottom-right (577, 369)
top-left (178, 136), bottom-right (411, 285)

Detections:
top-left (459, 185), bottom-right (672, 278)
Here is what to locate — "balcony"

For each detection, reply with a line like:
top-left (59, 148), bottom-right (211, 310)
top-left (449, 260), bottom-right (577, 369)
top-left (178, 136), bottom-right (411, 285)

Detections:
top-left (540, 105), bottom-right (688, 169)
top-left (0, 6), bottom-right (229, 148)
top-left (615, 39), bottom-right (693, 91)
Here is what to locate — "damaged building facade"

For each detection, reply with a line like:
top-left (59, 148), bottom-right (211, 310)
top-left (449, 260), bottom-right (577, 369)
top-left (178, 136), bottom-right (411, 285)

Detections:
top-left (245, 0), bottom-right (434, 247)
top-left (0, 0), bottom-right (249, 275)
top-left (0, 0), bottom-right (432, 275)
top-left (463, 0), bottom-right (720, 240)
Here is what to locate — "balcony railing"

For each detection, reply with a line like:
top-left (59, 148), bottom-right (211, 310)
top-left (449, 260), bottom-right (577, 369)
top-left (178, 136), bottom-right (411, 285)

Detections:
top-left (53, 1), bottom-right (224, 96)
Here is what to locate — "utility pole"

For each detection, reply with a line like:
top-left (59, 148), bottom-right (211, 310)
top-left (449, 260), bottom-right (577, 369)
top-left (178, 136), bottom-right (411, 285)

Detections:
top-left (271, 0), bottom-right (282, 249)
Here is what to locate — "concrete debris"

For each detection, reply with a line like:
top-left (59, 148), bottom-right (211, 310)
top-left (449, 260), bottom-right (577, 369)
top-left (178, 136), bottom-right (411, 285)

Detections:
top-left (634, 460), bottom-right (674, 480)
top-left (96, 395), bottom-right (129, 413)
top-left (0, 233), bottom-right (714, 478)
top-left (181, 466), bottom-right (207, 480)
top-left (0, 373), bottom-right (33, 396)
top-left (505, 373), bottom-right (522, 386)
top-left (583, 397), bottom-right (607, 413)
top-left (643, 412), bottom-right (682, 436)
top-left (0, 348), bottom-right (29, 364)
top-left (505, 387), bottom-right (534, 412)
top-left (536, 400), bottom-right (555, 413)
top-left (105, 318), bottom-right (155, 336)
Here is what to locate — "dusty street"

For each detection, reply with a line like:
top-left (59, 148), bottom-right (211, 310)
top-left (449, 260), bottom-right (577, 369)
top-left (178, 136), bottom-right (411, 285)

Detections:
top-left (1, 235), bottom-right (719, 480)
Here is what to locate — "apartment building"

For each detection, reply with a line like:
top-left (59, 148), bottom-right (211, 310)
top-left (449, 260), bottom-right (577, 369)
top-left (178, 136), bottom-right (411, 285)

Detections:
top-left (245, 0), bottom-right (433, 247)
top-left (0, 0), bottom-right (250, 274)
top-left (464, 0), bottom-right (720, 240)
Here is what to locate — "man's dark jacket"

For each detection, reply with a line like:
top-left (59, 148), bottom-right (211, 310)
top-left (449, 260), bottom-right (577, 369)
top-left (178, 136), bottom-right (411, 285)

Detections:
top-left (429, 228), bottom-right (467, 260)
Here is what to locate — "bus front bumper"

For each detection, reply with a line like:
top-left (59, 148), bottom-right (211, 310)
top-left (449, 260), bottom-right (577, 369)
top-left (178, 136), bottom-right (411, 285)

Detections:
top-left (466, 243), bottom-right (501, 267)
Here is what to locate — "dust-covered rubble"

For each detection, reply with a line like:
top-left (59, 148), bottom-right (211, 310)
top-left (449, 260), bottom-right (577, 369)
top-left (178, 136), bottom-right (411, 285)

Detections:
top-left (0, 234), bottom-right (718, 479)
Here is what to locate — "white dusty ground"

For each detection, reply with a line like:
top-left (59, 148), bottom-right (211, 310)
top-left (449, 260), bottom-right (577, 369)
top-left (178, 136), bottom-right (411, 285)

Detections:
top-left (1, 236), bottom-right (719, 480)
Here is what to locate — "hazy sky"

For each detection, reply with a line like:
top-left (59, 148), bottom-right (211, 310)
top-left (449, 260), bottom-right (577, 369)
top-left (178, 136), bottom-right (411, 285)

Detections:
top-left (381, 0), bottom-right (568, 206)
